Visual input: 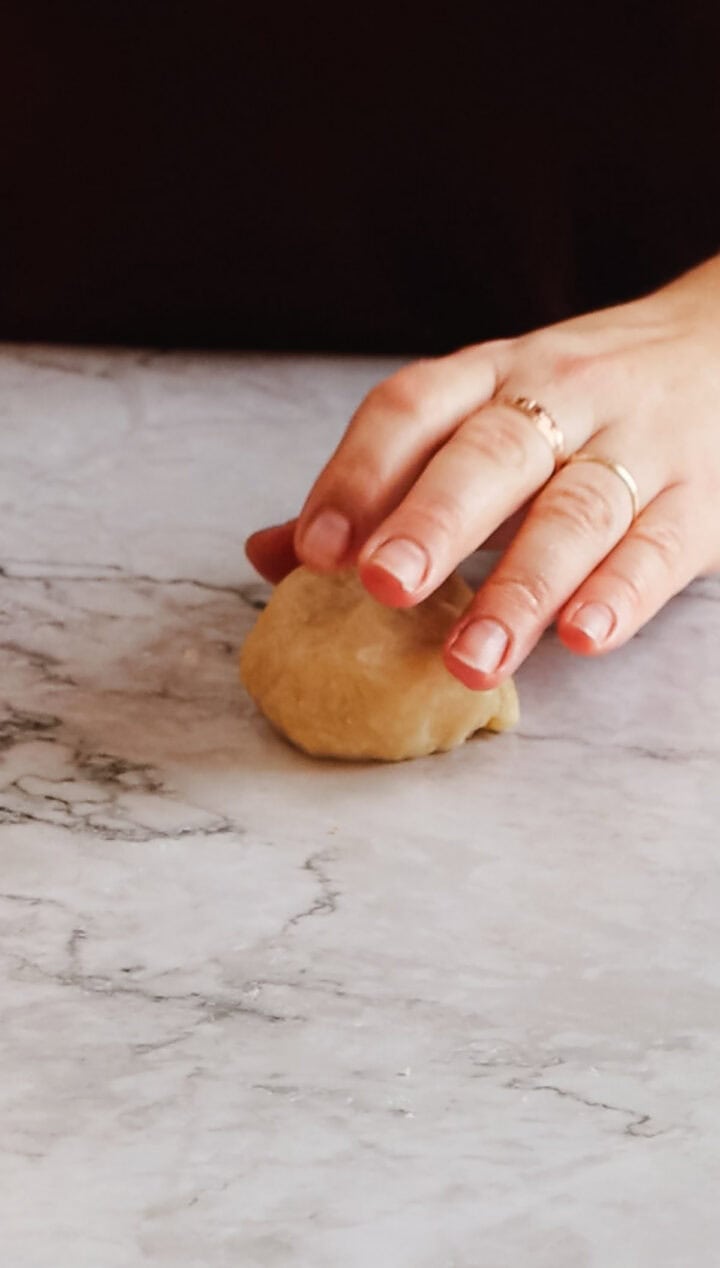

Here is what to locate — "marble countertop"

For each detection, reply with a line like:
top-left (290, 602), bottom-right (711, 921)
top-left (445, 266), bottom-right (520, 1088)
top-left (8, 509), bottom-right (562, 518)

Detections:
top-left (1, 345), bottom-right (719, 1267)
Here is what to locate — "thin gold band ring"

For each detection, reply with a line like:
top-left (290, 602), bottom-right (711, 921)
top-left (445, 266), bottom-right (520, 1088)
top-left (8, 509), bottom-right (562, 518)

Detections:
top-left (497, 394), bottom-right (641, 523)
top-left (566, 453), bottom-right (640, 522)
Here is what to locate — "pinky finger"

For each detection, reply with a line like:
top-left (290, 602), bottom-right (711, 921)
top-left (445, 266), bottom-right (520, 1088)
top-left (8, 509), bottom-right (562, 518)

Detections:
top-left (557, 484), bottom-right (701, 656)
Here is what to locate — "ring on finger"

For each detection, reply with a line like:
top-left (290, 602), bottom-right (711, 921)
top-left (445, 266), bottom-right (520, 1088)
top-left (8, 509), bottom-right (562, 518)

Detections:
top-left (566, 452), bottom-right (641, 523)
top-left (496, 394), bottom-right (566, 471)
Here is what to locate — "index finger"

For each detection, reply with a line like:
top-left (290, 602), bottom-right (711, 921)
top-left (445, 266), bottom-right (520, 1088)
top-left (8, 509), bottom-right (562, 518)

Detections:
top-left (293, 342), bottom-right (511, 570)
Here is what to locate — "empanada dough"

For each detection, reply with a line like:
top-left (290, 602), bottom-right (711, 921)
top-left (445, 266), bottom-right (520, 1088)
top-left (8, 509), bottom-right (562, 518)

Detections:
top-left (240, 567), bottom-right (518, 761)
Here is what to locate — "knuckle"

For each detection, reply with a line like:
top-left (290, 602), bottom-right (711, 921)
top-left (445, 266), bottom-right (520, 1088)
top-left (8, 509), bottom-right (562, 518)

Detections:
top-left (602, 521), bottom-right (687, 610)
top-left (486, 335), bottom-right (516, 359)
top-left (403, 493), bottom-right (464, 545)
top-left (365, 361), bottom-right (434, 422)
top-left (541, 476), bottom-right (617, 536)
top-left (513, 330), bottom-right (608, 387)
top-left (602, 565), bottom-right (648, 610)
top-left (551, 351), bottom-right (600, 385)
top-left (331, 446), bottom-right (386, 507)
top-left (511, 328), bottom-right (565, 374)
top-left (306, 445), bottom-right (386, 520)
top-left (451, 335), bottom-right (515, 362)
top-left (486, 570), bottom-right (554, 617)
top-left (630, 518), bottom-right (685, 574)
top-left (512, 327), bottom-right (549, 359)
top-left (456, 411), bottom-right (535, 471)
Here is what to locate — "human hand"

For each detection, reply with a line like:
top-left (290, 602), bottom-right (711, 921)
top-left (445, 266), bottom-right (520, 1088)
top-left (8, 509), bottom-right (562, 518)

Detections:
top-left (246, 257), bottom-right (720, 690)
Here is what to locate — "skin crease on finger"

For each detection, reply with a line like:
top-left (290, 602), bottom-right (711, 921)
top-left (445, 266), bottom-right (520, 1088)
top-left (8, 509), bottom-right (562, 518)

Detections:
top-left (246, 254), bottom-right (720, 689)
top-left (290, 343), bottom-right (513, 568)
top-left (244, 508), bottom-right (526, 582)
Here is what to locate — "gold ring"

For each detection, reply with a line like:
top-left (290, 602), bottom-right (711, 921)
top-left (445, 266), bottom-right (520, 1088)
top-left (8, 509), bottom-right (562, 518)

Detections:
top-left (566, 453), bottom-right (640, 522)
top-left (497, 395), bottom-right (566, 470)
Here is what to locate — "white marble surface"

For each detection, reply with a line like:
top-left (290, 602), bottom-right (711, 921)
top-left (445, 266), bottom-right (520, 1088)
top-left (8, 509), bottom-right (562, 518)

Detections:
top-left (1, 344), bottom-right (720, 1267)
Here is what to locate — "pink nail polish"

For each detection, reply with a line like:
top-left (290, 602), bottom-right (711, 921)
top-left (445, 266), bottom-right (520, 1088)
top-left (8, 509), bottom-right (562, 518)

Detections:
top-left (301, 508), bottom-right (352, 566)
top-left (449, 618), bottom-right (509, 674)
top-left (366, 538), bottom-right (429, 593)
top-left (568, 602), bottom-right (615, 644)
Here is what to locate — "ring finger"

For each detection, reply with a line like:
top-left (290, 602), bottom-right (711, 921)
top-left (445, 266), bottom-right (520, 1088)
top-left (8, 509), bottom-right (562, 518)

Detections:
top-left (443, 431), bottom-right (668, 687)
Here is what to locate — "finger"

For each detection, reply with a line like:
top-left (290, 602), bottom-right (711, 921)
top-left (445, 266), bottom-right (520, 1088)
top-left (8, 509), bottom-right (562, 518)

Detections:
top-left (557, 483), bottom-right (700, 655)
top-left (357, 394), bottom-right (593, 608)
top-left (245, 519), bottom-right (299, 583)
top-left (244, 503), bottom-right (527, 581)
top-left (294, 342), bottom-right (512, 570)
top-left (482, 505), bottom-right (530, 551)
top-left (441, 442), bottom-right (662, 687)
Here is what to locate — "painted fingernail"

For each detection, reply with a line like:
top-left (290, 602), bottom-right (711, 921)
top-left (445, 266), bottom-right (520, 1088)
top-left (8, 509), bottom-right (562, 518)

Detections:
top-left (301, 509), bottom-right (352, 566)
top-left (568, 602), bottom-right (615, 644)
top-left (449, 618), bottom-right (510, 674)
top-left (366, 538), bottom-right (429, 593)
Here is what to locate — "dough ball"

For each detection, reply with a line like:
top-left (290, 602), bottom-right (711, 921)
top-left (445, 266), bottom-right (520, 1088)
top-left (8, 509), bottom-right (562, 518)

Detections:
top-left (240, 566), bottom-right (518, 762)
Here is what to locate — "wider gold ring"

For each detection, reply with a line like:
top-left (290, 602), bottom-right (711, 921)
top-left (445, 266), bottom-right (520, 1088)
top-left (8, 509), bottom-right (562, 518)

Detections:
top-left (497, 394), bottom-right (566, 470)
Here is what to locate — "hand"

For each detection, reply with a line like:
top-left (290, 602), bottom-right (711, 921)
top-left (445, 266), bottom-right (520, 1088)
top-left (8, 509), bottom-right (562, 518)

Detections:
top-left (246, 256), bottom-right (720, 690)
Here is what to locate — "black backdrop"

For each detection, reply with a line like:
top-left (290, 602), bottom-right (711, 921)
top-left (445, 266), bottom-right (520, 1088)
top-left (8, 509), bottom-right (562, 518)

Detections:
top-left (2, 2), bottom-right (719, 353)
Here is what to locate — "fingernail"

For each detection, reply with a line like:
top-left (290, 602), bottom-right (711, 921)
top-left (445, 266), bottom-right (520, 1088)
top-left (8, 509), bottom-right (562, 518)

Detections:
top-left (568, 602), bottom-right (615, 644)
top-left (449, 618), bottom-right (510, 674)
top-left (366, 538), bottom-right (429, 593)
top-left (301, 508), bottom-right (352, 566)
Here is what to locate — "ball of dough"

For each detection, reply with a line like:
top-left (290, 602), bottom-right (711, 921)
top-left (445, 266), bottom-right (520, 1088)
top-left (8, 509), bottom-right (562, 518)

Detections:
top-left (240, 567), bottom-right (518, 762)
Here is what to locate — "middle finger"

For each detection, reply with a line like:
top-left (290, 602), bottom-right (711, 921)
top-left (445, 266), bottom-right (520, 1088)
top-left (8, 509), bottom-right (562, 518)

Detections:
top-left (358, 395), bottom-right (592, 605)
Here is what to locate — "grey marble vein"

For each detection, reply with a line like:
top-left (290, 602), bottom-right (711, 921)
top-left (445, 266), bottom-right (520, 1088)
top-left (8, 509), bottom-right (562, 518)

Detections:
top-left (1, 345), bottom-right (719, 1267)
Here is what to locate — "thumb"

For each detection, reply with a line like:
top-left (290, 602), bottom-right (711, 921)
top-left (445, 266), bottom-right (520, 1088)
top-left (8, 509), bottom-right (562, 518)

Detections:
top-left (245, 519), bottom-right (299, 583)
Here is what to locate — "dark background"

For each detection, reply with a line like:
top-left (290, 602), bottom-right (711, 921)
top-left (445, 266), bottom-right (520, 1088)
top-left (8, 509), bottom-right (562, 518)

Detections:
top-left (2, 2), bottom-right (719, 354)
